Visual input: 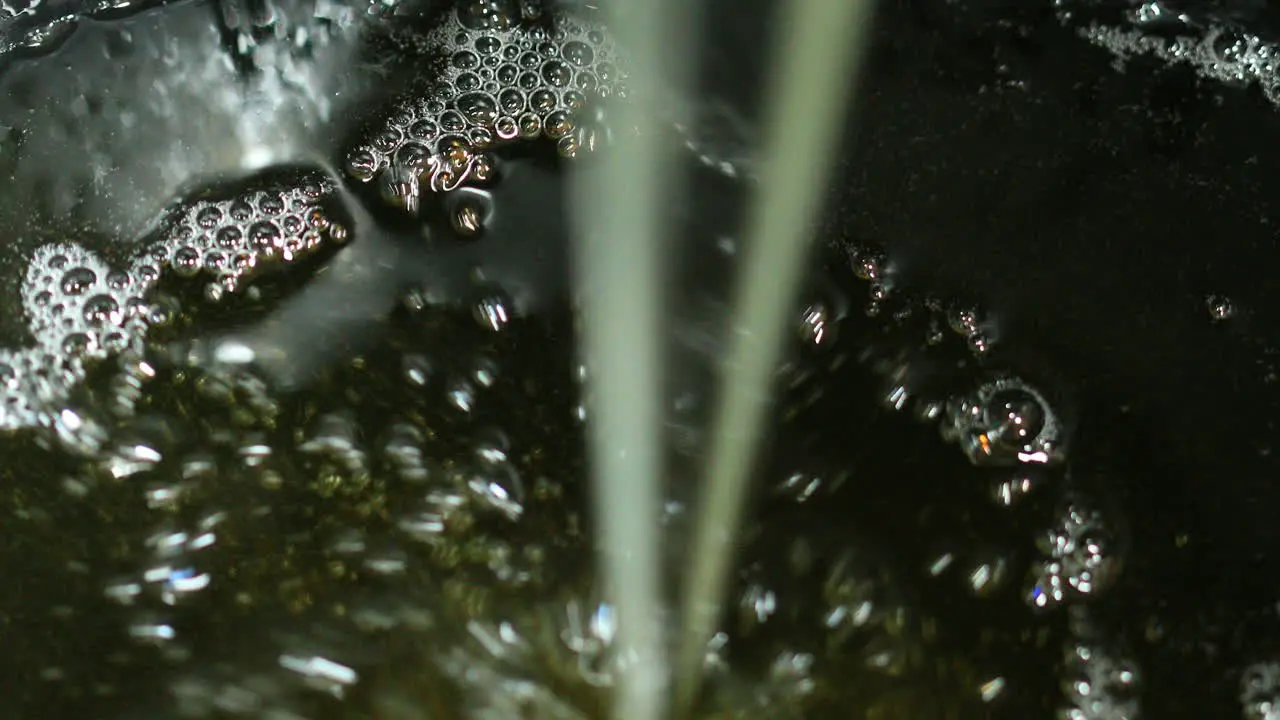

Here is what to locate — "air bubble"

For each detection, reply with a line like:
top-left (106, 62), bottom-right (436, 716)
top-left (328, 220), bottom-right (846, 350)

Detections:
top-left (942, 377), bottom-right (1063, 467)
top-left (518, 112), bottom-right (542, 138)
top-left (473, 291), bottom-right (513, 332)
top-left (440, 110), bottom-right (468, 133)
top-left (562, 40), bottom-right (593, 66)
top-left (101, 332), bottom-right (129, 353)
top-left (382, 165), bottom-right (422, 215)
top-left (83, 295), bottom-right (121, 328)
top-left (248, 221), bottom-right (282, 250)
top-left (409, 119), bottom-right (439, 142)
top-left (563, 90), bottom-right (586, 111)
top-left (530, 88), bottom-right (556, 113)
top-left (62, 332), bottom-right (93, 356)
top-left (456, 72), bottom-right (483, 92)
top-left (543, 111), bottom-right (573, 139)
top-left (852, 250), bottom-right (884, 281)
top-left (392, 143), bottom-right (428, 173)
top-left (60, 267), bottom-right (97, 296)
top-left (196, 206), bottom-right (223, 229)
top-left (402, 354), bottom-right (433, 387)
top-left (541, 59), bottom-right (571, 88)
top-left (799, 302), bottom-right (838, 347)
top-left (556, 135), bottom-right (579, 158)
top-left (453, 203), bottom-right (484, 237)
top-left (258, 193), bottom-right (286, 215)
top-left (470, 154), bottom-right (496, 183)
top-left (467, 126), bottom-right (494, 149)
top-left (457, 92), bottom-right (499, 125)
top-left (228, 200), bottom-right (253, 221)
top-left (202, 251), bottom-right (227, 273)
top-left (176, 245), bottom-right (203, 278)
top-left (495, 116), bottom-right (519, 140)
top-left (215, 227), bottom-right (243, 249)
top-left (1207, 294), bottom-right (1235, 321)
top-left (498, 88), bottom-right (525, 114)
top-left (282, 215), bottom-right (304, 236)
top-left (967, 333), bottom-right (991, 356)
top-left (372, 126), bottom-right (404, 153)
top-left (0, 363), bottom-right (16, 391)
top-left (347, 150), bottom-right (379, 181)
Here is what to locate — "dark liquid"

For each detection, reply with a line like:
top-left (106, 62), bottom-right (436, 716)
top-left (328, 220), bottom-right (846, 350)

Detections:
top-left (1, 0), bottom-right (1280, 718)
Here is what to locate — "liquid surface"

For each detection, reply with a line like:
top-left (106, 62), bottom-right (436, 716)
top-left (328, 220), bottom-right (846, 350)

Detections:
top-left (0, 0), bottom-right (1279, 719)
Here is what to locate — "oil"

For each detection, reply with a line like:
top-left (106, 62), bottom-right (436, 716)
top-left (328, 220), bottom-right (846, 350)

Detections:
top-left (0, 0), bottom-right (1278, 718)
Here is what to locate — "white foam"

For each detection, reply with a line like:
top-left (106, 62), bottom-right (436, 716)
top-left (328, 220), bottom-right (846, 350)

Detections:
top-left (0, 173), bottom-right (341, 431)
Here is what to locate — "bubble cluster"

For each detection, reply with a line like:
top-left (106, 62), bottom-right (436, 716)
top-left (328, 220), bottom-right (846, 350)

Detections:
top-left (720, 528), bottom-right (992, 717)
top-left (345, 1), bottom-right (627, 213)
top-left (946, 304), bottom-right (995, 357)
top-left (828, 184), bottom-right (1152, 717)
top-left (1, 173), bottom-right (342, 431)
top-left (1077, 7), bottom-right (1280, 106)
top-left (842, 243), bottom-right (999, 357)
top-left (8, 295), bottom-right (587, 717)
top-left (848, 245), bottom-right (895, 319)
top-left (0, 0), bottom-right (163, 56)
top-left (1026, 495), bottom-right (1122, 610)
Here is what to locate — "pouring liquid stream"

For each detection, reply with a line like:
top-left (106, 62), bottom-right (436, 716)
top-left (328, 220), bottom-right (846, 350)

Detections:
top-left (573, 0), bottom-right (878, 716)
top-left (672, 0), bottom-right (877, 711)
top-left (569, 0), bottom-right (692, 719)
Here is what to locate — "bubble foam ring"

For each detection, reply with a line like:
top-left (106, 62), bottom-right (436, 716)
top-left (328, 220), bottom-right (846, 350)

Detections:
top-left (0, 172), bottom-right (342, 433)
top-left (941, 375), bottom-right (1065, 467)
top-left (343, 2), bottom-right (630, 209)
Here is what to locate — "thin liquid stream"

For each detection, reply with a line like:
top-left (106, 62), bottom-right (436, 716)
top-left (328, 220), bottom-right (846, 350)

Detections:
top-left (675, 0), bottom-right (878, 710)
top-left (569, 1), bottom-right (695, 720)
